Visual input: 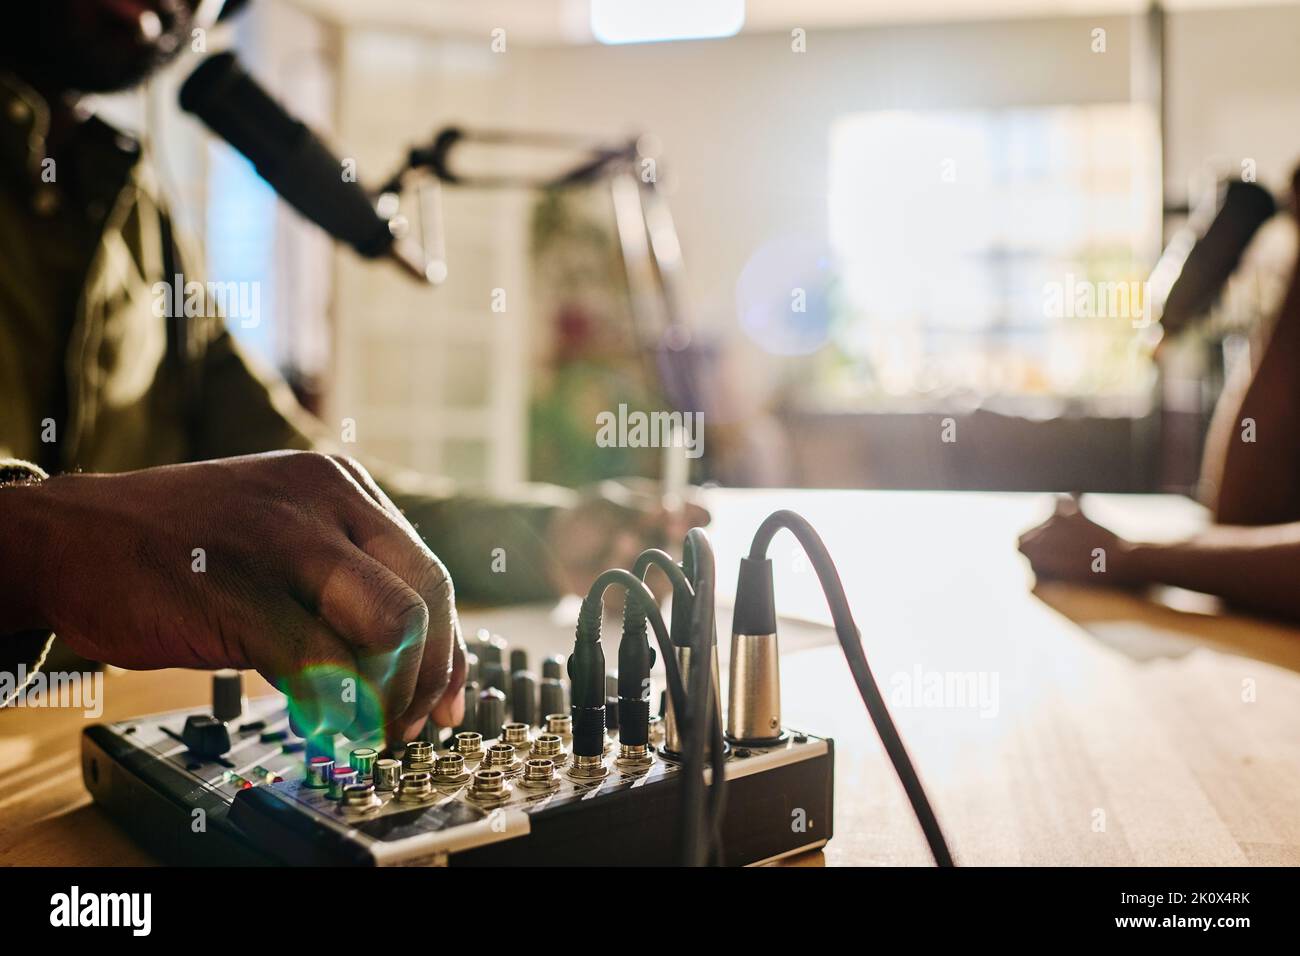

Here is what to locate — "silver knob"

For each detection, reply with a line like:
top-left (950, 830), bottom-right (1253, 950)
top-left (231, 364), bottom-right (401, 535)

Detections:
top-left (328, 766), bottom-right (358, 800)
top-left (373, 758), bottom-right (402, 791)
top-left (306, 756), bottom-right (334, 789)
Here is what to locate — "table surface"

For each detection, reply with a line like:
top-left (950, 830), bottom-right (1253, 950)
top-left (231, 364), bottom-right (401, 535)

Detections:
top-left (4, 489), bottom-right (1300, 867)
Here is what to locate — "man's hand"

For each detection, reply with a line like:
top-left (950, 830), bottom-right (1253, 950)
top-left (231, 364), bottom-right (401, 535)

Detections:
top-left (21, 451), bottom-right (465, 742)
top-left (546, 478), bottom-right (710, 601)
top-left (1017, 496), bottom-right (1135, 586)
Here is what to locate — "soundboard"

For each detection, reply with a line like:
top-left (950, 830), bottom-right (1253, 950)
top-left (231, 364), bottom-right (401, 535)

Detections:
top-left (81, 631), bottom-right (834, 867)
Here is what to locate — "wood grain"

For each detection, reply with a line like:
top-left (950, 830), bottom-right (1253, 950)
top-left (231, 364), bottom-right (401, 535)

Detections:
top-left (3, 490), bottom-right (1297, 866)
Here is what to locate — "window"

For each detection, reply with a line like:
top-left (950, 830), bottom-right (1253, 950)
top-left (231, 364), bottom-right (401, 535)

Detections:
top-left (823, 104), bottom-right (1161, 407)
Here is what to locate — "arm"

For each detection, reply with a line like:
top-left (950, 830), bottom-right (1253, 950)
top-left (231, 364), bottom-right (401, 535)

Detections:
top-left (1, 451), bottom-right (466, 740)
top-left (0, 467), bottom-right (57, 633)
top-left (1121, 524), bottom-right (1300, 621)
top-left (1018, 500), bottom-right (1300, 622)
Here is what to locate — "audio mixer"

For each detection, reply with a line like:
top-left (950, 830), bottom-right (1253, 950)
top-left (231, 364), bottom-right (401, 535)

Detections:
top-left (82, 512), bottom-right (953, 867)
top-left (81, 632), bottom-right (835, 866)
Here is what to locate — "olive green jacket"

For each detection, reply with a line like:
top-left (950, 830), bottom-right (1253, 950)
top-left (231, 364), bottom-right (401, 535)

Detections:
top-left (0, 73), bottom-right (564, 613)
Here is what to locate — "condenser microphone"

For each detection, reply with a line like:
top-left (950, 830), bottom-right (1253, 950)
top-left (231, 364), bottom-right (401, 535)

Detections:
top-left (179, 51), bottom-right (430, 281)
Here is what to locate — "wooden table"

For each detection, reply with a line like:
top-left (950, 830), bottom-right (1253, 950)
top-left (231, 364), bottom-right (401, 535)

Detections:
top-left (4, 489), bottom-right (1299, 866)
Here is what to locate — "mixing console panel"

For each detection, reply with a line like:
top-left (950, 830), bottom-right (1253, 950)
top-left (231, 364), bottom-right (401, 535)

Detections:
top-left (82, 630), bottom-right (834, 866)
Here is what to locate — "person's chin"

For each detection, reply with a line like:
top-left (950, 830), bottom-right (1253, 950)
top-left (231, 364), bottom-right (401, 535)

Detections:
top-left (62, 34), bottom-right (180, 93)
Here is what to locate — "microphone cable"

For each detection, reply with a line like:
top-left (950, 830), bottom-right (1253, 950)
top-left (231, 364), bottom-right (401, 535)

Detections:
top-left (746, 510), bottom-right (955, 867)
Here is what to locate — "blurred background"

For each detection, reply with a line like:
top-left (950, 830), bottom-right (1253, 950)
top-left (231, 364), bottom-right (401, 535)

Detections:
top-left (106, 0), bottom-right (1300, 497)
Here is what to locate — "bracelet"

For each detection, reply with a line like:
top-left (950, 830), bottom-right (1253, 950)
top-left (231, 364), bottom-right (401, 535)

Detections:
top-left (0, 459), bottom-right (57, 709)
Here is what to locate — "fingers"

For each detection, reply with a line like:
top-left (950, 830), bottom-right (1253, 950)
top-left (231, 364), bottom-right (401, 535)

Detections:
top-left (326, 456), bottom-right (460, 741)
top-left (291, 545), bottom-right (429, 739)
top-left (382, 566), bottom-right (458, 742)
top-left (430, 630), bottom-right (468, 728)
top-left (252, 603), bottom-right (360, 738)
top-left (392, 618), bottom-right (468, 742)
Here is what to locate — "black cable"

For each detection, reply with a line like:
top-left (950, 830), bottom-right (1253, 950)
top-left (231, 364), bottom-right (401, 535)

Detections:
top-left (630, 548), bottom-right (694, 598)
top-left (581, 569), bottom-right (689, 732)
top-left (749, 510), bottom-right (955, 867)
top-left (680, 528), bottom-right (727, 866)
top-left (624, 546), bottom-right (717, 868)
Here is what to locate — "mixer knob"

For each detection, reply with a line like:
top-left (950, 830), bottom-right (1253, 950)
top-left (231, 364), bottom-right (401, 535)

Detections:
top-left (328, 766), bottom-right (358, 800)
top-left (539, 678), bottom-right (566, 721)
top-left (212, 669), bottom-right (243, 723)
top-left (511, 671), bottom-right (537, 726)
top-left (373, 758), bottom-right (402, 791)
top-left (477, 687), bottom-right (506, 739)
top-left (509, 649), bottom-right (529, 674)
top-left (306, 756), bottom-right (335, 789)
top-left (349, 748), bottom-right (378, 777)
top-left (542, 655), bottom-right (565, 680)
top-left (480, 661), bottom-right (507, 696)
top-left (474, 629), bottom-right (506, 665)
top-left (181, 714), bottom-right (231, 758)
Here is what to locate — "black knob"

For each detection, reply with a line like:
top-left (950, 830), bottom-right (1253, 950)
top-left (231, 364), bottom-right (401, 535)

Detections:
top-left (542, 655), bottom-right (564, 680)
top-left (475, 631), bottom-right (506, 666)
top-left (476, 687), bottom-right (507, 740)
top-left (540, 678), bottom-right (566, 719)
top-left (181, 714), bottom-right (231, 759)
top-left (509, 649), bottom-right (529, 674)
top-left (480, 661), bottom-right (507, 696)
top-left (212, 669), bottom-right (243, 723)
top-left (511, 671), bottom-right (538, 726)
top-left (453, 681), bottom-right (480, 735)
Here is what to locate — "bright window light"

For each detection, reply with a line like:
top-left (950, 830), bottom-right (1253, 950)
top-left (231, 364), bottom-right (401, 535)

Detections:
top-left (590, 0), bottom-right (745, 45)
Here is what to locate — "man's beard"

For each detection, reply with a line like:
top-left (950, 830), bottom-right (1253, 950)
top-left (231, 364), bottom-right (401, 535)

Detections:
top-left (3, 0), bottom-right (196, 95)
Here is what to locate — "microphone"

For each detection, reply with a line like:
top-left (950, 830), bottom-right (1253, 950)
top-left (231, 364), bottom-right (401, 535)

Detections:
top-left (179, 51), bottom-right (431, 282)
top-left (1149, 179), bottom-right (1277, 335)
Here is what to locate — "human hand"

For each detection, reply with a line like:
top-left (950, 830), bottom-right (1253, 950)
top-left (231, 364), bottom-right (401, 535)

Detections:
top-left (1017, 495), bottom-right (1135, 586)
top-left (22, 451), bottom-right (465, 742)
